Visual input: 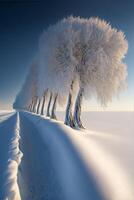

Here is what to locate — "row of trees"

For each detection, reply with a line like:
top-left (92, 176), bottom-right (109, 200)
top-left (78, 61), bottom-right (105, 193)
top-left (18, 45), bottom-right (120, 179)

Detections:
top-left (13, 16), bottom-right (128, 128)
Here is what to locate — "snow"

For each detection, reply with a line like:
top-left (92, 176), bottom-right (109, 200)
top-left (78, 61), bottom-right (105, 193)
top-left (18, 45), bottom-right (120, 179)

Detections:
top-left (57, 111), bottom-right (134, 177)
top-left (0, 111), bottom-right (133, 200)
top-left (0, 111), bottom-right (14, 122)
top-left (0, 112), bottom-right (23, 200)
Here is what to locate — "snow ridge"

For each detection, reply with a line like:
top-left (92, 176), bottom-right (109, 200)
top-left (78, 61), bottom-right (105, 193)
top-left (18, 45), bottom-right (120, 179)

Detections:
top-left (3, 113), bottom-right (23, 200)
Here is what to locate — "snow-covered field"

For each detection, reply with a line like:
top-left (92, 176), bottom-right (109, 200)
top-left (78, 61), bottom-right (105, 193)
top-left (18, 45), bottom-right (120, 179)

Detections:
top-left (0, 111), bottom-right (134, 200)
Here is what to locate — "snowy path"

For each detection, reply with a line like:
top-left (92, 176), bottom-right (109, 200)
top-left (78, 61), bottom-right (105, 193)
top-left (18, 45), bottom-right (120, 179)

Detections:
top-left (18, 112), bottom-right (103, 200)
top-left (18, 112), bottom-right (64, 200)
top-left (0, 111), bottom-right (133, 200)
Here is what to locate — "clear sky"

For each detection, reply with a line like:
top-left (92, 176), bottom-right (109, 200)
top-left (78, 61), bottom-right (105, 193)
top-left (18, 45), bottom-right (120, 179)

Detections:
top-left (0, 0), bottom-right (134, 111)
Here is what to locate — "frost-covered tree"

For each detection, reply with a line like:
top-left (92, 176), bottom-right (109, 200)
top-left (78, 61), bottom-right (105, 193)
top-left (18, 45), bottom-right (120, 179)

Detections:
top-left (36, 98), bottom-right (41, 114)
top-left (38, 16), bottom-right (128, 128)
top-left (50, 93), bottom-right (57, 119)
top-left (69, 17), bottom-right (128, 128)
top-left (13, 77), bottom-right (31, 111)
top-left (13, 61), bottom-right (39, 112)
top-left (28, 62), bottom-right (39, 113)
top-left (46, 91), bottom-right (52, 117)
top-left (40, 89), bottom-right (48, 115)
top-left (14, 16), bottom-right (128, 131)
top-left (38, 19), bottom-right (76, 120)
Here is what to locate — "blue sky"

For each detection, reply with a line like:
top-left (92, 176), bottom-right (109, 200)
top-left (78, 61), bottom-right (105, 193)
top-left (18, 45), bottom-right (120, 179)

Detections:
top-left (0, 0), bottom-right (133, 110)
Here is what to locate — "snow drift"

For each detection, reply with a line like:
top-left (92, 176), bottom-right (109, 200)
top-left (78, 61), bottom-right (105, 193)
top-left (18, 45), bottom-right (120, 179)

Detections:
top-left (0, 113), bottom-right (23, 200)
top-left (19, 111), bottom-right (104, 200)
top-left (19, 111), bottom-right (134, 200)
top-left (0, 111), bottom-right (133, 200)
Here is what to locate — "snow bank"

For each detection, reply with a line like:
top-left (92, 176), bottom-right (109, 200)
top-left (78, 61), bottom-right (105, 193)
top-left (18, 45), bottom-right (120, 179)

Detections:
top-left (57, 111), bottom-right (134, 200)
top-left (22, 111), bottom-right (134, 200)
top-left (21, 112), bottom-right (105, 200)
top-left (2, 113), bottom-right (23, 200)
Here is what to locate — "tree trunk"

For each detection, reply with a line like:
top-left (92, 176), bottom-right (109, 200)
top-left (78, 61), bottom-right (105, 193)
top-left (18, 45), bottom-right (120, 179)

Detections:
top-left (26, 105), bottom-right (28, 111)
top-left (28, 104), bottom-right (31, 112)
top-left (33, 97), bottom-right (38, 113)
top-left (41, 95), bottom-right (46, 115)
top-left (30, 100), bottom-right (34, 112)
top-left (64, 81), bottom-right (75, 127)
top-left (73, 87), bottom-right (84, 129)
top-left (37, 98), bottom-right (41, 114)
top-left (46, 92), bottom-right (52, 117)
top-left (40, 89), bottom-right (48, 115)
top-left (51, 93), bottom-right (58, 119)
top-left (29, 104), bottom-right (32, 112)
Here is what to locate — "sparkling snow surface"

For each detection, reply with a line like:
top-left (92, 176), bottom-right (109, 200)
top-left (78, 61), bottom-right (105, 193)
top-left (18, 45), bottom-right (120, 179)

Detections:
top-left (0, 111), bottom-right (133, 200)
